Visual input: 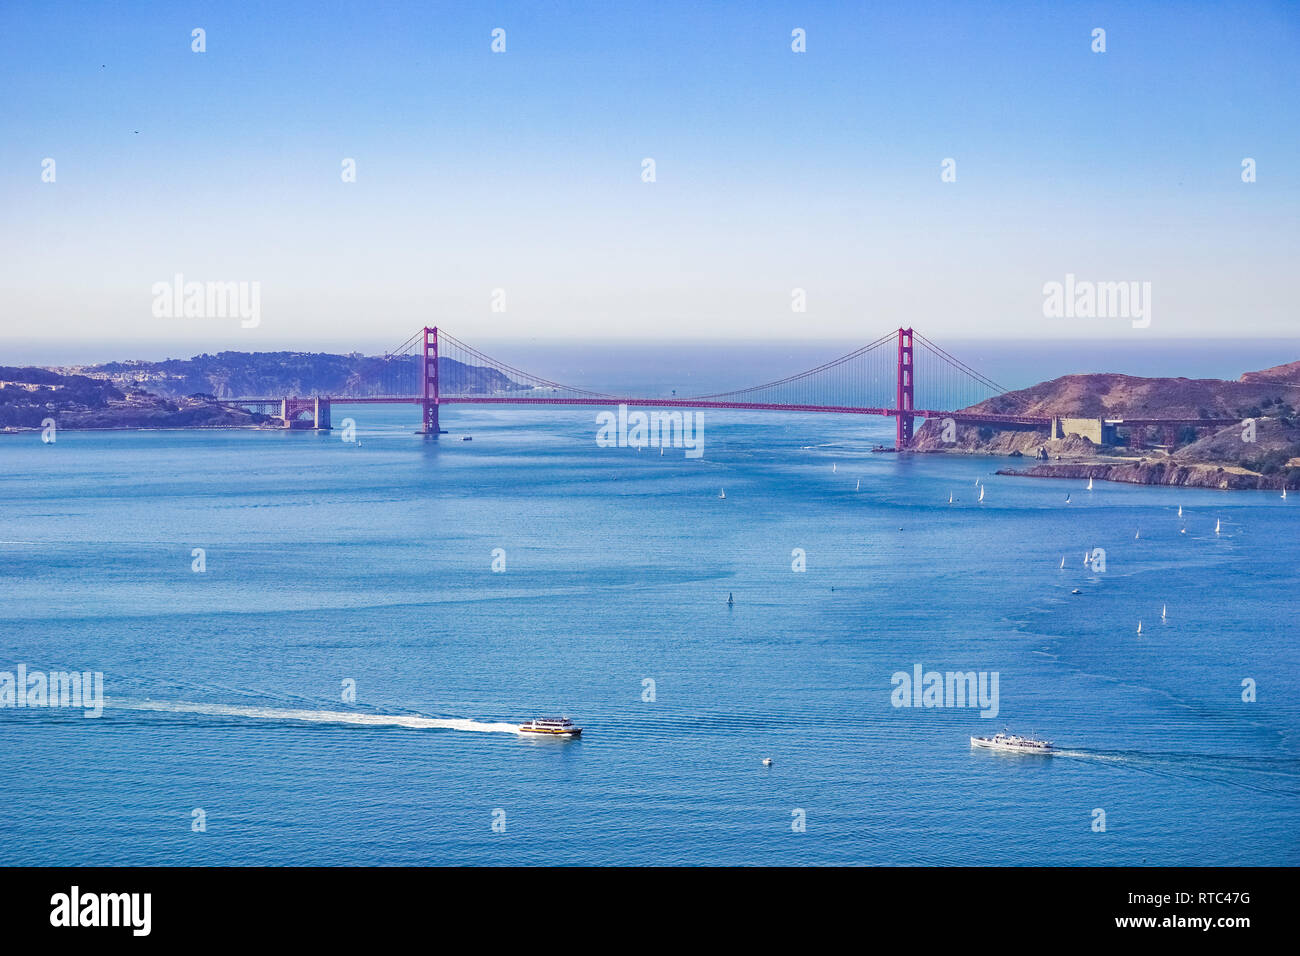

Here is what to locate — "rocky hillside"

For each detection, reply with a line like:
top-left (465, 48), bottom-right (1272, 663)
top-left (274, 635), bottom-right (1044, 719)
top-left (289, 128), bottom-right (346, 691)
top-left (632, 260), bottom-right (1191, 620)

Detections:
top-left (0, 366), bottom-right (271, 430)
top-left (914, 359), bottom-right (1300, 490)
top-left (960, 371), bottom-right (1291, 420)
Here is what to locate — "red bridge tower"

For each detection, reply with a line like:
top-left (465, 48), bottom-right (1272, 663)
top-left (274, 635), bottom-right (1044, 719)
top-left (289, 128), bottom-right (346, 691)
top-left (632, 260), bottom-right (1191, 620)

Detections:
top-left (421, 326), bottom-right (440, 435)
top-left (896, 327), bottom-right (914, 449)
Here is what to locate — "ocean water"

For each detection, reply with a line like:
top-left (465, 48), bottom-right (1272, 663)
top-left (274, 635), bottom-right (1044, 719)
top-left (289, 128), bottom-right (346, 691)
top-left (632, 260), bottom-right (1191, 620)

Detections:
top-left (1, 404), bottom-right (1297, 866)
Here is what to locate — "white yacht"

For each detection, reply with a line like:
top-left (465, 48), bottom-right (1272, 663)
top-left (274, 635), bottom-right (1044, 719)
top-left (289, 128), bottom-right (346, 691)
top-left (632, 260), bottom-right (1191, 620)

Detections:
top-left (970, 729), bottom-right (1053, 755)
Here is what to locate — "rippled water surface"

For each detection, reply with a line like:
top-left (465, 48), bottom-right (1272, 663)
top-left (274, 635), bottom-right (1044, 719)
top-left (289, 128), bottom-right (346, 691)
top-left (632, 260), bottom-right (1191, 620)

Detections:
top-left (2, 405), bottom-right (1297, 865)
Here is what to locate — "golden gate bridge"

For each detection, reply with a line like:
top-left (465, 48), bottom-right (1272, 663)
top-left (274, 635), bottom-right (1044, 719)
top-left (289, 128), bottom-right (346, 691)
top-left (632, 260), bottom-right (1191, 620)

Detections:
top-left (232, 327), bottom-right (1047, 450)
top-left (230, 326), bottom-right (1236, 451)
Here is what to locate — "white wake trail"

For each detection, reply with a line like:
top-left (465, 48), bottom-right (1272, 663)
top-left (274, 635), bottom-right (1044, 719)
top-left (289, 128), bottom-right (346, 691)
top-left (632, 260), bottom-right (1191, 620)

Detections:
top-left (108, 698), bottom-right (522, 734)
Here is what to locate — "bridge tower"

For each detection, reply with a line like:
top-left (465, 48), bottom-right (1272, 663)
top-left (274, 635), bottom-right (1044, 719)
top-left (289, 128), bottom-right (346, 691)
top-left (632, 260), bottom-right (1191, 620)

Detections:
top-left (896, 327), bottom-right (914, 449)
top-left (421, 326), bottom-right (440, 435)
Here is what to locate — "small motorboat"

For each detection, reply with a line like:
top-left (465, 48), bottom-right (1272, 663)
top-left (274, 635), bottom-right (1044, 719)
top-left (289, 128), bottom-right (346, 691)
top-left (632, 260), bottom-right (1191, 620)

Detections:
top-left (761, 757), bottom-right (773, 767)
top-left (518, 717), bottom-right (582, 737)
top-left (1070, 588), bottom-right (1081, 595)
top-left (971, 729), bottom-right (1053, 755)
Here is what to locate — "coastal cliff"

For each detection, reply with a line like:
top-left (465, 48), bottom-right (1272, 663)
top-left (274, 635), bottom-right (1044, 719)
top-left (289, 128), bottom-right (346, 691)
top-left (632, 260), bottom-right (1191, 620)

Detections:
top-left (912, 362), bottom-right (1300, 490)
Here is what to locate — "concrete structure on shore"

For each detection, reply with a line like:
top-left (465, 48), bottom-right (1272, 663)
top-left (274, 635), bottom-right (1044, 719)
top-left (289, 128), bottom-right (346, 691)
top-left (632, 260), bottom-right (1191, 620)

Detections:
top-left (1051, 417), bottom-right (1116, 444)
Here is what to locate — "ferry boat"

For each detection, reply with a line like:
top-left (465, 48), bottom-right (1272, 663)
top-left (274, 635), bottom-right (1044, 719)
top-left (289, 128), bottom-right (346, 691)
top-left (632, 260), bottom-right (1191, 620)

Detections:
top-left (518, 716), bottom-right (582, 737)
top-left (970, 729), bottom-right (1053, 755)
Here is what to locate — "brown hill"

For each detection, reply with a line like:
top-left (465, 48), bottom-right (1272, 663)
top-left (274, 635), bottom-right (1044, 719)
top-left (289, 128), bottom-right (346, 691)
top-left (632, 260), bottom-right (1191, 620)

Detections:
top-left (1241, 359), bottom-right (1300, 386)
top-left (965, 371), bottom-right (1293, 420)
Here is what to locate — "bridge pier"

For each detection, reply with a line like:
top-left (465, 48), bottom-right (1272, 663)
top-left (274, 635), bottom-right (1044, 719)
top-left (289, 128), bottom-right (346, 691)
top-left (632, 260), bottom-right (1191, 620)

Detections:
top-left (277, 396), bottom-right (331, 429)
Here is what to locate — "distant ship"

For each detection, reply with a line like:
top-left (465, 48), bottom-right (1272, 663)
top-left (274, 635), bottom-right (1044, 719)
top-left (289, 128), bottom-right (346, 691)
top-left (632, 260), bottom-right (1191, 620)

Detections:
top-left (519, 717), bottom-right (582, 737)
top-left (970, 729), bottom-right (1053, 755)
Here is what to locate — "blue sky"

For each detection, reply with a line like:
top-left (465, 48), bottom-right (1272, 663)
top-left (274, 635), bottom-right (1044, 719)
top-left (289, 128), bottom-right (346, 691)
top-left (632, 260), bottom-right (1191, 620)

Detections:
top-left (1, 0), bottom-right (1296, 356)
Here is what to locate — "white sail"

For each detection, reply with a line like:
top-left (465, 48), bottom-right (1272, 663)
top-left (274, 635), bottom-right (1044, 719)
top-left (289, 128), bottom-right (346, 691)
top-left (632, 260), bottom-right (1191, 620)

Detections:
top-left (1161, 604), bottom-right (1167, 621)
top-left (856, 479), bottom-right (860, 491)
top-left (719, 489), bottom-right (726, 499)
top-left (1059, 556), bottom-right (1065, 570)
top-left (1215, 518), bottom-right (1221, 534)
top-left (832, 463), bottom-right (837, 473)
top-left (1137, 621), bottom-right (1142, 635)
top-left (978, 485), bottom-right (985, 502)
top-left (1178, 505), bottom-right (1182, 517)
top-left (1135, 529), bottom-right (1140, 539)
top-left (948, 492), bottom-right (953, 503)
top-left (1087, 477), bottom-right (1093, 490)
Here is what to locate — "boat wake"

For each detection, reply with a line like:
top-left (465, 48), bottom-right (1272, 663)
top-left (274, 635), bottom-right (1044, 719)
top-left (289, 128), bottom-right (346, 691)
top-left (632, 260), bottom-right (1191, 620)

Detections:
top-left (106, 698), bottom-right (522, 735)
top-left (1052, 747), bottom-right (1300, 795)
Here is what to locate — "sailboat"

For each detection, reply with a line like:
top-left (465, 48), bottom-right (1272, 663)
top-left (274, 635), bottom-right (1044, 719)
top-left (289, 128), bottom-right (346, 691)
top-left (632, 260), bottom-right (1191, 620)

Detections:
top-left (948, 492), bottom-right (953, 504)
top-left (727, 592), bottom-right (734, 607)
top-left (1178, 505), bottom-right (1182, 517)
top-left (1283, 488), bottom-right (1288, 500)
top-left (1059, 556), bottom-right (1065, 570)
top-left (1215, 518), bottom-right (1221, 534)
top-left (1083, 550), bottom-right (1090, 566)
top-left (978, 485), bottom-right (985, 502)
top-left (833, 463), bottom-right (837, 473)
top-left (1065, 494), bottom-right (1071, 503)
top-left (856, 479), bottom-right (860, 491)
top-left (719, 488), bottom-right (726, 499)
top-left (975, 478), bottom-right (981, 487)
top-left (1135, 528), bottom-right (1140, 540)
top-left (1087, 476), bottom-right (1093, 491)
top-left (660, 446), bottom-right (664, 456)
top-left (1161, 604), bottom-right (1167, 622)
top-left (1137, 621), bottom-right (1143, 636)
